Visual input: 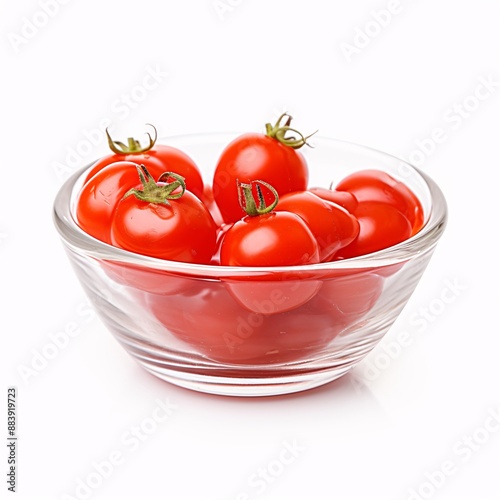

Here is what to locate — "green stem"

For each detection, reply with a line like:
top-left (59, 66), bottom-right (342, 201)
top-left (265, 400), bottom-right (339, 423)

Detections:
top-left (124, 165), bottom-right (186, 205)
top-left (265, 112), bottom-right (317, 149)
top-left (237, 180), bottom-right (279, 216)
top-left (106, 124), bottom-right (157, 154)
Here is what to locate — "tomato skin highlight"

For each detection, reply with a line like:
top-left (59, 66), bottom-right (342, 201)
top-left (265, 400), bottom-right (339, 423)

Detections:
top-left (275, 191), bottom-right (360, 262)
top-left (220, 212), bottom-right (320, 267)
top-left (335, 169), bottom-right (424, 233)
top-left (213, 133), bottom-right (309, 223)
top-left (110, 190), bottom-right (217, 264)
top-left (334, 201), bottom-right (412, 259)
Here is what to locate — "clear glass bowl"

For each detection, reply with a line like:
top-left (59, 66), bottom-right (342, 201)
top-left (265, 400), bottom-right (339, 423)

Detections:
top-left (53, 134), bottom-right (447, 397)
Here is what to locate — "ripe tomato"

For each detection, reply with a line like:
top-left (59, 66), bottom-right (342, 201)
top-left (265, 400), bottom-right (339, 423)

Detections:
top-left (212, 113), bottom-right (312, 223)
top-left (219, 180), bottom-right (321, 312)
top-left (220, 211), bottom-right (319, 267)
top-left (275, 191), bottom-right (360, 262)
top-left (308, 271), bottom-right (384, 326)
top-left (85, 126), bottom-right (204, 199)
top-left (76, 161), bottom-right (144, 243)
top-left (148, 281), bottom-right (342, 364)
top-left (102, 262), bottom-right (199, 296)
top-left (223, 275), bottom-right (322, 315)
top-left (109, 169), bottom-right (217, 264)
top-left (334, 201), bottom-right (412, 259)
top-left (201, 184), bottom-right (224, 227)
top-left (148, 283), bottom-right (272, 362)
top-left (307, 187), bottom-right (359, 214)
top-left (219, 180), bottom-right (320, 267)
top-left (335, 169), bottom-right (424, 234)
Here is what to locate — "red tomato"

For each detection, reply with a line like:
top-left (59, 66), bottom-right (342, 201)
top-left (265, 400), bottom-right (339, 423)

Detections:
top-left (335, 169), bottom-right (424, 234)
top-left (102, 262), bottom-right (199, 296)
top-left (220, 211), bottom-right (319, 267)
top-left (219, 180), bottom-right (320, 267)
top-left (148, 283), bottom-right (272, 362)
top-left (213, 114), bottom-right (311, 223)
top-left (218, 180), bottom-right (322, 311)
top-left (223, 276), bottom-right (322, 315)
top-left (210, 223), bottom-right (233, 265)
top-left (275, 191), bottom-right (360, 261)
top-left (201, 184), bottom-right (224, 227)
top-left (308, 187), bottom-right (359, 214)
top-left (148, 282), bottom-right (342, 364)
top-left (110, 172), bottom-right (217, 264)
top-left (308, 271), bottom-right (384, 326)
top-left (85, 126), bottom-right (204, 199)
top-left (334, 201), bottom-right (412, 259)
top-left (76, 161), bottom-right (144, 243)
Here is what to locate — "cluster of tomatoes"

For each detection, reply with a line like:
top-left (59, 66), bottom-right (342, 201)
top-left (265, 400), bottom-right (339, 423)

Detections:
top-left (76, 114), bottom-right (424, 267)
top-left (74, 115), bottom-right (427, 363)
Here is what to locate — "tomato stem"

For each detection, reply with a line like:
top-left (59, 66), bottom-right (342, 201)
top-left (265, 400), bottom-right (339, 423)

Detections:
top-left (106, 124), bottom-right (158, 154)
top-left (237, 180), bottom-right (279, 216)
top-left (124, 165), bottom-right (186, 205)
top-left (265, 112), bottom-right (316, 149)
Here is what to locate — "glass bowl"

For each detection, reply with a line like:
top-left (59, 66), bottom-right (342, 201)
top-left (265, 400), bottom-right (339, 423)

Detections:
top-left (53, 134), bottom-right (447, 397)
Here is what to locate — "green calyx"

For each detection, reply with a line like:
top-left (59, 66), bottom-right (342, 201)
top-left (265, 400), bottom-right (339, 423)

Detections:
top-left (265, 112), bottom-right (316, 149)
top-left (238, 180), bottom-right (279, 216)
top-left (124, 165), bottom-right (186, 205)
top-left (106, 124), bottom-right (158, 154)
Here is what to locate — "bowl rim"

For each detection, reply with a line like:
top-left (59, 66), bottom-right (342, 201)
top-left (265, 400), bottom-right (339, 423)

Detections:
top-left (53, 133), bottom-right (448, 277)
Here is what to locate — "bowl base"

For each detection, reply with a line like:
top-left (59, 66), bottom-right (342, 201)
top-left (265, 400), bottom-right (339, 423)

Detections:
top-left (138, 360), bottom-right (353, 397)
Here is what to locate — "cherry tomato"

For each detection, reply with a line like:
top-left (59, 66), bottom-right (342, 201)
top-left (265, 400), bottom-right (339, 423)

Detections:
top-left (201, 184), bottom-right (224, 227)
top-left (308, 271), bottom-right (384, 326)
top-left (148, 281), bottom-right (341, 364)
top-left (335, 169), bottom-right (424, 234)
top-left (223, 275), bottom-right (322, 315)
top-left (220, 211), bottom-right (319, 267)
top-left (210, 223), bottom-right (233, 265)
top-left (334, 201), bottom-right (412, 259)
top-left (102, 262), bottom-right (199, 296)
top-left (308, 187), bottom-right (359, 214)
top-left (76, 161), bottom-right (145, 243)
top-left (218, 180), bottom-right (321, 312)
top-left (149, 283), bottom-right (273, 362)
top-left (213, 113), bottom-right (312, 223)
top-left (275, 191), bottom-right (360, 262)
top-left (85, 126), bottom-right (204, 199)
top-left (219, 180), bottom-right (320, 267)
top-left (110, 169), bottom-right (217, 264)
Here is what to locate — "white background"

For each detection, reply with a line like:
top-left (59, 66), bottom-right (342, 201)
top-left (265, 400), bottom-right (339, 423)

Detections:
top-left (1, 1), bottom-right (499, 499)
